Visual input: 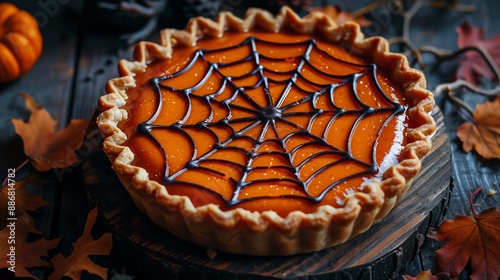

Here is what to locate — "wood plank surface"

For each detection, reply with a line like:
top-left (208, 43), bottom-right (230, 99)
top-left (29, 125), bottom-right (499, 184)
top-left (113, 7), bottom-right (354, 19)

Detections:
top-left (55, 15), bottom-right (132, 260)
top-left (0, 1), bottom-right (78, 173)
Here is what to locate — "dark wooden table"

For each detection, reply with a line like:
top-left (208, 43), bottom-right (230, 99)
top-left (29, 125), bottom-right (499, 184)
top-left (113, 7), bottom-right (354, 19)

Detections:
top-left (1, 0), bottom-right (498, 279)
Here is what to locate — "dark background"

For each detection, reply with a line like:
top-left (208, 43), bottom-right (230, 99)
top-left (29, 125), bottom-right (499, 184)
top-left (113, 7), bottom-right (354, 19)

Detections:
top-left (0, 0), bottom-right (499, 279)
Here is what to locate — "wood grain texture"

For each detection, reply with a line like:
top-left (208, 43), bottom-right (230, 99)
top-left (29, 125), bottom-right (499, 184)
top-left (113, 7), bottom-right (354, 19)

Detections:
top-left (83, 105), bottom-right (450, 279)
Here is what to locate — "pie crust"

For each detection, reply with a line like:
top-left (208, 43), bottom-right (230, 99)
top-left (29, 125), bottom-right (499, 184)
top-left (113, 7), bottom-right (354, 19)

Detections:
top-left (97, 6), bottom-right (436, 255)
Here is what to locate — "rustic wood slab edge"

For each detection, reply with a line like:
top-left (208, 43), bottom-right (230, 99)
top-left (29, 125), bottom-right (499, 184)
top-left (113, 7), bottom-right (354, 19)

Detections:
top-left (82, 105), bottom-right (451, 279)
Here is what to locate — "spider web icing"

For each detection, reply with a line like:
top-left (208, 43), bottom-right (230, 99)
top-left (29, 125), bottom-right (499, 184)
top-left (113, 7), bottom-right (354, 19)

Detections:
top-left (136, 36), bottom-right (406, 207)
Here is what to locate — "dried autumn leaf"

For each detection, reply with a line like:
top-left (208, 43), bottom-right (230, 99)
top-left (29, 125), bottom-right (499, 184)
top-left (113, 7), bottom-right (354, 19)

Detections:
top-left (402, 269), bottom-right (443, 280)
top-left (0, 174), bottom-right (49, 229)
top-left (307, 5), bottom-right (371, 27)
top-left (456, 95), bottom-right (500, 159)
top-left (49, 208), bottom-right (112, 280)
top-left (456, 21), bottom-right (500, 86)
top-left (11, 92), bottom-right (90, 171)
top-left (0, 213), bottom-right (59, 279)
top-left (428, 189), bottom-right (500, 280)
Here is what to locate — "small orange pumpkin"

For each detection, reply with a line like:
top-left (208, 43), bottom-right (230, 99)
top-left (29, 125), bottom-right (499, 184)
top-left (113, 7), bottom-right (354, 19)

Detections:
top-left (0, 3), bottom-right (42, 83)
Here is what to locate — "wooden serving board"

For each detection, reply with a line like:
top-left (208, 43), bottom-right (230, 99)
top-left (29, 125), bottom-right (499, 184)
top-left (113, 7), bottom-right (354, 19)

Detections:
top-left (82, 105), bottom-right (451, 279)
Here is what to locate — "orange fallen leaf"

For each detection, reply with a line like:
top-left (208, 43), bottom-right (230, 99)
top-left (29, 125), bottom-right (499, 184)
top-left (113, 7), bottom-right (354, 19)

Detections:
top-left (11, 92), bottom-right (90, 171)
top-left (0, 213), bottom-right (59, 279)
top-left (49, 208), bottom-right (112, 280)
top-left (0, 174), bottom-right (49, 229)
top-left (456, 95), bottom-right (500, 159)
top-left (428, 188), bottom-right (500, 280)
top-left (307, 5), bottom-right (371, 27)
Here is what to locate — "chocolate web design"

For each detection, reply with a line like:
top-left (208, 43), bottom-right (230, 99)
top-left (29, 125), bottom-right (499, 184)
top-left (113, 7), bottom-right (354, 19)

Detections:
top-left (137, 36), bottom-right (405, 207)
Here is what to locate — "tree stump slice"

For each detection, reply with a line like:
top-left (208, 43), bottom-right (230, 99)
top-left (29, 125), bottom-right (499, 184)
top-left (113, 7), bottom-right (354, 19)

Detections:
top-left (82, 105), bottom-right (451, 279)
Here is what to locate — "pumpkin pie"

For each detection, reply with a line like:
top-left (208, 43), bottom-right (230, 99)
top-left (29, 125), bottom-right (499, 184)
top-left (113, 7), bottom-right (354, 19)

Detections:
top-left (97, 6), bottom-right (436, 255)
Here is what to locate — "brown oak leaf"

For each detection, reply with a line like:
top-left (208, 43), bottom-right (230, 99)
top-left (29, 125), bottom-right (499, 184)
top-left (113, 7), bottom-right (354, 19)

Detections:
top-left (11, 92), bottom-right (89, 171)
top-left (428, 189), bottom-right (500, 280)
top-left (0, 213), bottom-right (59, 279)
top-left (0, 174), bottom-right (49, 229)
top-left (49, 208), bottom-right (112, 280)
top-left (307, 5), bottom-right (371, 27)
top-left (456, 21), bottom-right (500, 86)
top-left (456, 95), bottom-right (500, 159)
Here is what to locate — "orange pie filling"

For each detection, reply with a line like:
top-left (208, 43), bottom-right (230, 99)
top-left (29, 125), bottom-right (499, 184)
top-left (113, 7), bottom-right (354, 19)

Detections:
top-left (118, 30), bottom-right (410, 218)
